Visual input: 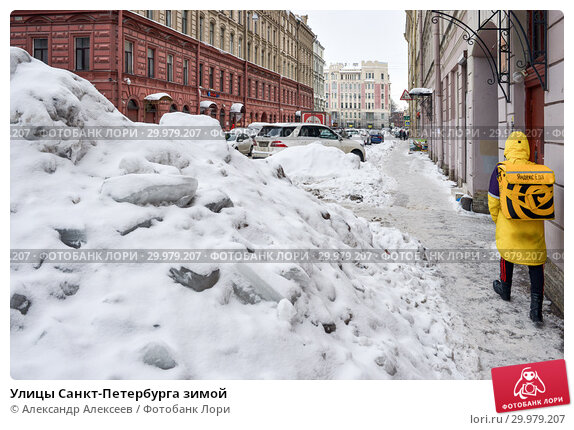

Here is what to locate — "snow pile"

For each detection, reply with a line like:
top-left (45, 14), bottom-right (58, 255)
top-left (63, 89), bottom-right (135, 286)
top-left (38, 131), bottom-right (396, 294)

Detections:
top-left (269, 143), bottom-right (361, 181)
top-left (10, 48), bottom-right (477, 379)
top-left (268, 141), bottom-right (395, 207)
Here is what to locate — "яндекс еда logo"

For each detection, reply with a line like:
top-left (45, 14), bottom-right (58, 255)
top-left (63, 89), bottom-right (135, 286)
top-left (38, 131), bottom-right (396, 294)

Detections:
top-left (492, 359), bottom-right (570, 413)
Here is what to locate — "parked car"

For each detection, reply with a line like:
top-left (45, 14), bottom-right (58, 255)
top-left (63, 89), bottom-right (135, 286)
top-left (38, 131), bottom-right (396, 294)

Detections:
top-left (247, 122), bottom-right (272, 137)
top-left (252, 123), bottom-right (366, 161)
top-left (225, 128), bottom-right (255, 156)
top-left (369, 130), bottom-right (384, 144)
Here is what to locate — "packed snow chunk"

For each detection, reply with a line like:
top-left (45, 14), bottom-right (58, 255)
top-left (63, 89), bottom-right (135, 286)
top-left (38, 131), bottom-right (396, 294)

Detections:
top-left (140, 342), bottom-right (177, 370)
top-left (10, 293), bottom-right (31, 315)
top-left (159, 111), bottom-right (221, 128)
top-left (277, 299), bottom-right (297, 323)
top-left (119, 155), bottom-right (180, 175)
top-left (119, 217), bottom-right (163, 236)
top-left (193, 189), bottom-right (234, 213)
top-left (101, 174), bottom-right (198, 206)
top-left (159, 112), bottom-right (230, 160)
top-left (169, 267), bottom-right (220, 292)
top-left (55, 228), bottom-right (86, 249)
top-left (269, 143), bottom-right (360, 181)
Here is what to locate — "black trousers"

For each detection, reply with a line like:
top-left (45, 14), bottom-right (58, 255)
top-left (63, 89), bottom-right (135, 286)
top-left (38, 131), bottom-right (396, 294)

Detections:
top-left (500, 258), bottom-right (544, 295)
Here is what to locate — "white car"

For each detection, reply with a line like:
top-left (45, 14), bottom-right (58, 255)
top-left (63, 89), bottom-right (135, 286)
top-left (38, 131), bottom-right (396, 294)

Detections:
top-left (252, 123), bottom-right (366, 161)
top-left (225, 128), bottom-right (255, 156)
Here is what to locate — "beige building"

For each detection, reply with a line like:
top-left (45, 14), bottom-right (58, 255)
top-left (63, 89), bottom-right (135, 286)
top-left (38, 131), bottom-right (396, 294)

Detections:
top-left (405, 10), bottom-right (564, 313)
top-left (325, 61), bottom-right (391, 128)
top-left (132, 10), bottom-right (316, 88)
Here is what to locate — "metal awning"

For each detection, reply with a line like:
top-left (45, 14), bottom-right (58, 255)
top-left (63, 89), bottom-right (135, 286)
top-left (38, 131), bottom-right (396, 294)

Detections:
top-left (409, 88), bottom-right (433, 96)
top-left (200, 100), bottom-right (217, 109)
top-left (230, 103), bottom-right (245, 113)
top-left (144, 92), bottom-right (172, 102)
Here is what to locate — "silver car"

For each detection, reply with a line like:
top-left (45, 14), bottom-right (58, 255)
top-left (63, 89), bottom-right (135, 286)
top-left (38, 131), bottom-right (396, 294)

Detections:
top-left (225, 128), bottom-right (255, 156)
top-left (252, 123), bottom-right (366, 161)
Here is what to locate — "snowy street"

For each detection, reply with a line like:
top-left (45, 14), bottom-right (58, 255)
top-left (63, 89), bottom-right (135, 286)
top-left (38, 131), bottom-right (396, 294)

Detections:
top-left (9, 49), bottom-right (563, 380)
top-left (321, 141), bottom-right (564, 379)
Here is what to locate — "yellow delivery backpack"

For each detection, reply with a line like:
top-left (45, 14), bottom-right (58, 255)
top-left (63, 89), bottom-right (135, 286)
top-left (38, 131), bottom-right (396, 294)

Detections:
top-left (497, 162), bottom-right (555, 220)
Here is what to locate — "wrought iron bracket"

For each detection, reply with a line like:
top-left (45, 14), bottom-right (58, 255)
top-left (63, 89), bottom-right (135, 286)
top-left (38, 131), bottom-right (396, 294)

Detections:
top-left (430, 10), bottom-right (548, 103)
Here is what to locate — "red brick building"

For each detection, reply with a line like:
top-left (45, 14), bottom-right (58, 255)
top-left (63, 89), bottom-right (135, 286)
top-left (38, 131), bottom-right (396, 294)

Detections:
top-left (10, 10), bottom-right (314, 128)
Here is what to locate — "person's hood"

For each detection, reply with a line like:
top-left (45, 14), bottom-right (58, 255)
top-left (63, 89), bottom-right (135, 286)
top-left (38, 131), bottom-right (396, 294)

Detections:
top-left (504, 131), bottom-right (530, 162)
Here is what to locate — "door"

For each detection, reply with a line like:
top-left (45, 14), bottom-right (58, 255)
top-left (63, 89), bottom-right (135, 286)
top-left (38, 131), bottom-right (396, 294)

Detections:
top-left (526, 83), bottom-right (545, 164)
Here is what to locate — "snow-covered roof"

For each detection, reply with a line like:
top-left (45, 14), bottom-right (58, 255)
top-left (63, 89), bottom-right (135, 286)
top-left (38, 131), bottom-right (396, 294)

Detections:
top-left (230, 103), bottom-right (245, 113)
top-left (409, 88), bottom-right (433, 96)
top-left (144, 92), bottom-right (172, 102)
top-left (200, 100), bottom-right (217, 109)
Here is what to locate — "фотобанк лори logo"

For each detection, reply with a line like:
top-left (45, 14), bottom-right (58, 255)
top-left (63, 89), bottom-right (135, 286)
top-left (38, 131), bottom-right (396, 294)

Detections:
top-left (491, 359), bottom-right (570, 413)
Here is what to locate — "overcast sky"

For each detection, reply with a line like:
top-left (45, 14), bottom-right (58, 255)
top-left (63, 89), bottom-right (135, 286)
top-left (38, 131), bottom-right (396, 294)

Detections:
top-left (298, 10), bottom-right (409, 110)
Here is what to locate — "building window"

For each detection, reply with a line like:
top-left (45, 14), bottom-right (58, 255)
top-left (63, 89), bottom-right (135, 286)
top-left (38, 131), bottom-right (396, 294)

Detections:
top-left (229, 33), bottom-right (234, 55)
top-left (247, 42), bottom-right (251, 62)
top-left (238, 11), bottom-right (242, 24)
top-left (220, 70), bottom-right (224, 92)
top-left (33, 38), bottom-right (48, 63)
top-left (248, 79), bottom-right (251, 97)
top-left (124, 40), bottom-right (133, 74)
top-left (229, 73), bottom-right (234, 94)
top-left (255, 81), bottom-right (259, 98)
top-left (199, 63), bottom-right (204, 87)
top-left (220, 27), bottom-right (225, 50)
top-left (165, 10), bottom-right (172, 27)
top-left (182, 10), bottom-right (189, 34)
top-left (146, 10), bottom-right (153, 19)
top-left (75, 37), bottom-right (90, 71)
top-left (147, 48), bottom-right (155, 78)
top-left (254, 46), bottom-right (258, 65)
top-left (199, 16), bottom-right (204, 41)
top-left (183, 59), bottom-right (189, 85)
top-left (238, 37), bottom-right (242, 58)
top-left (209, 66), bottom-right (214, 88)
top-left (238, 77), bottom-right (241, 96)
top-left (209, 22), bottom-right (215, 45)
top-left (167, 54), bottom-right (173, 82)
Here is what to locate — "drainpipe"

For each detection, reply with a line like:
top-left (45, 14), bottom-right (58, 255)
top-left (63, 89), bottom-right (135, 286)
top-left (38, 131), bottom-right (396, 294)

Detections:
top-left (417, 10), bottom-right (423, 140)
top-left (197, 41), bottom-right (201, 114)
top-left (117, 10), bottom-right (123, 113)
top-left (433, 15), bottom-right (443, 168)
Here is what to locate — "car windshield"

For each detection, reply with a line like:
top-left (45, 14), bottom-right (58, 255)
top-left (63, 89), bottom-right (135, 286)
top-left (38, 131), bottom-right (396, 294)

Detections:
top-left (258, 126), bottom-right (281, 137)
top-left (258, 126), bottom-right (295, 137)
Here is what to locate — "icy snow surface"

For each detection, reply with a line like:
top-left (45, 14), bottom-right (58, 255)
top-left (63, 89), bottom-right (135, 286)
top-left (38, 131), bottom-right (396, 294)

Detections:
top-left (11, 47), bottom-right (481, 379)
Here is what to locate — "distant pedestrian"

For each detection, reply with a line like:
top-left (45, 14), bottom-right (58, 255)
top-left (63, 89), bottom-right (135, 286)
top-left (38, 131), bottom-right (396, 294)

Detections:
top-left (489, 131), bottom-right (547, 325)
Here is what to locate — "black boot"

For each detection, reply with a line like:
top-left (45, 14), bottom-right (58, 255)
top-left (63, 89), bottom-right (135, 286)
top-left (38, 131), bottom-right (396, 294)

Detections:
top-left (493, 280), bottom-right (511, 301)
top-left (530, 292), bottom-right (544, 325)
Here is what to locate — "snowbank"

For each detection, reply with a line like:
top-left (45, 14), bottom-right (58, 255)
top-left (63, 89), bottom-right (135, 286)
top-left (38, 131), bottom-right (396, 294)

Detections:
top-left (269, 141), bottom-right (395, 207)
top-left (10, 48), bottom-right (476, 379)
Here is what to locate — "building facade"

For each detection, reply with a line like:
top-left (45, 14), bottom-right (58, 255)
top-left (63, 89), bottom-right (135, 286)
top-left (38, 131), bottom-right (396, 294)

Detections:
top-left (313, 39), bottom-right (326, 111)
top-left (10, 10), bottom-right (316, 128)
top-left (325, 61), bottom-right (391, 129)
top-left (404, 10), bottom-right (564, 313)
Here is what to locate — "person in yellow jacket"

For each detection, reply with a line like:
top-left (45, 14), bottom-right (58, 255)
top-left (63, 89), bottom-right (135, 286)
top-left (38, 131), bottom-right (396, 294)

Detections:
top-left (488, 131), bottom-right (546, 325)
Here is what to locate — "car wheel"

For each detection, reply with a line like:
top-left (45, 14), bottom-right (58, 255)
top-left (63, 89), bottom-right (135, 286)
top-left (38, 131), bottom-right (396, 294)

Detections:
top-left (248, 145), bottom-right (253, 157)
top-left (351, 149), bottom-right (365, 162)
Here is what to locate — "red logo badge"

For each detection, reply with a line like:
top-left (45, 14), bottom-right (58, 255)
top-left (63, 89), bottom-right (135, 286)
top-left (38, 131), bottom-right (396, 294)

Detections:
top-left (492, 359), bottom-right (570, 413)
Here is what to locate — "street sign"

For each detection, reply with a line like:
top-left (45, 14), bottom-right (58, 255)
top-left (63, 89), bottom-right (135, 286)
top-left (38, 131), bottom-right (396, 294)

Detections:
top-left (404, 115), bottom-right (410, 120)
top-left (400, 89), bottom-right (412, 101)
top-left (405, 120), bottom-right (410, 126)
